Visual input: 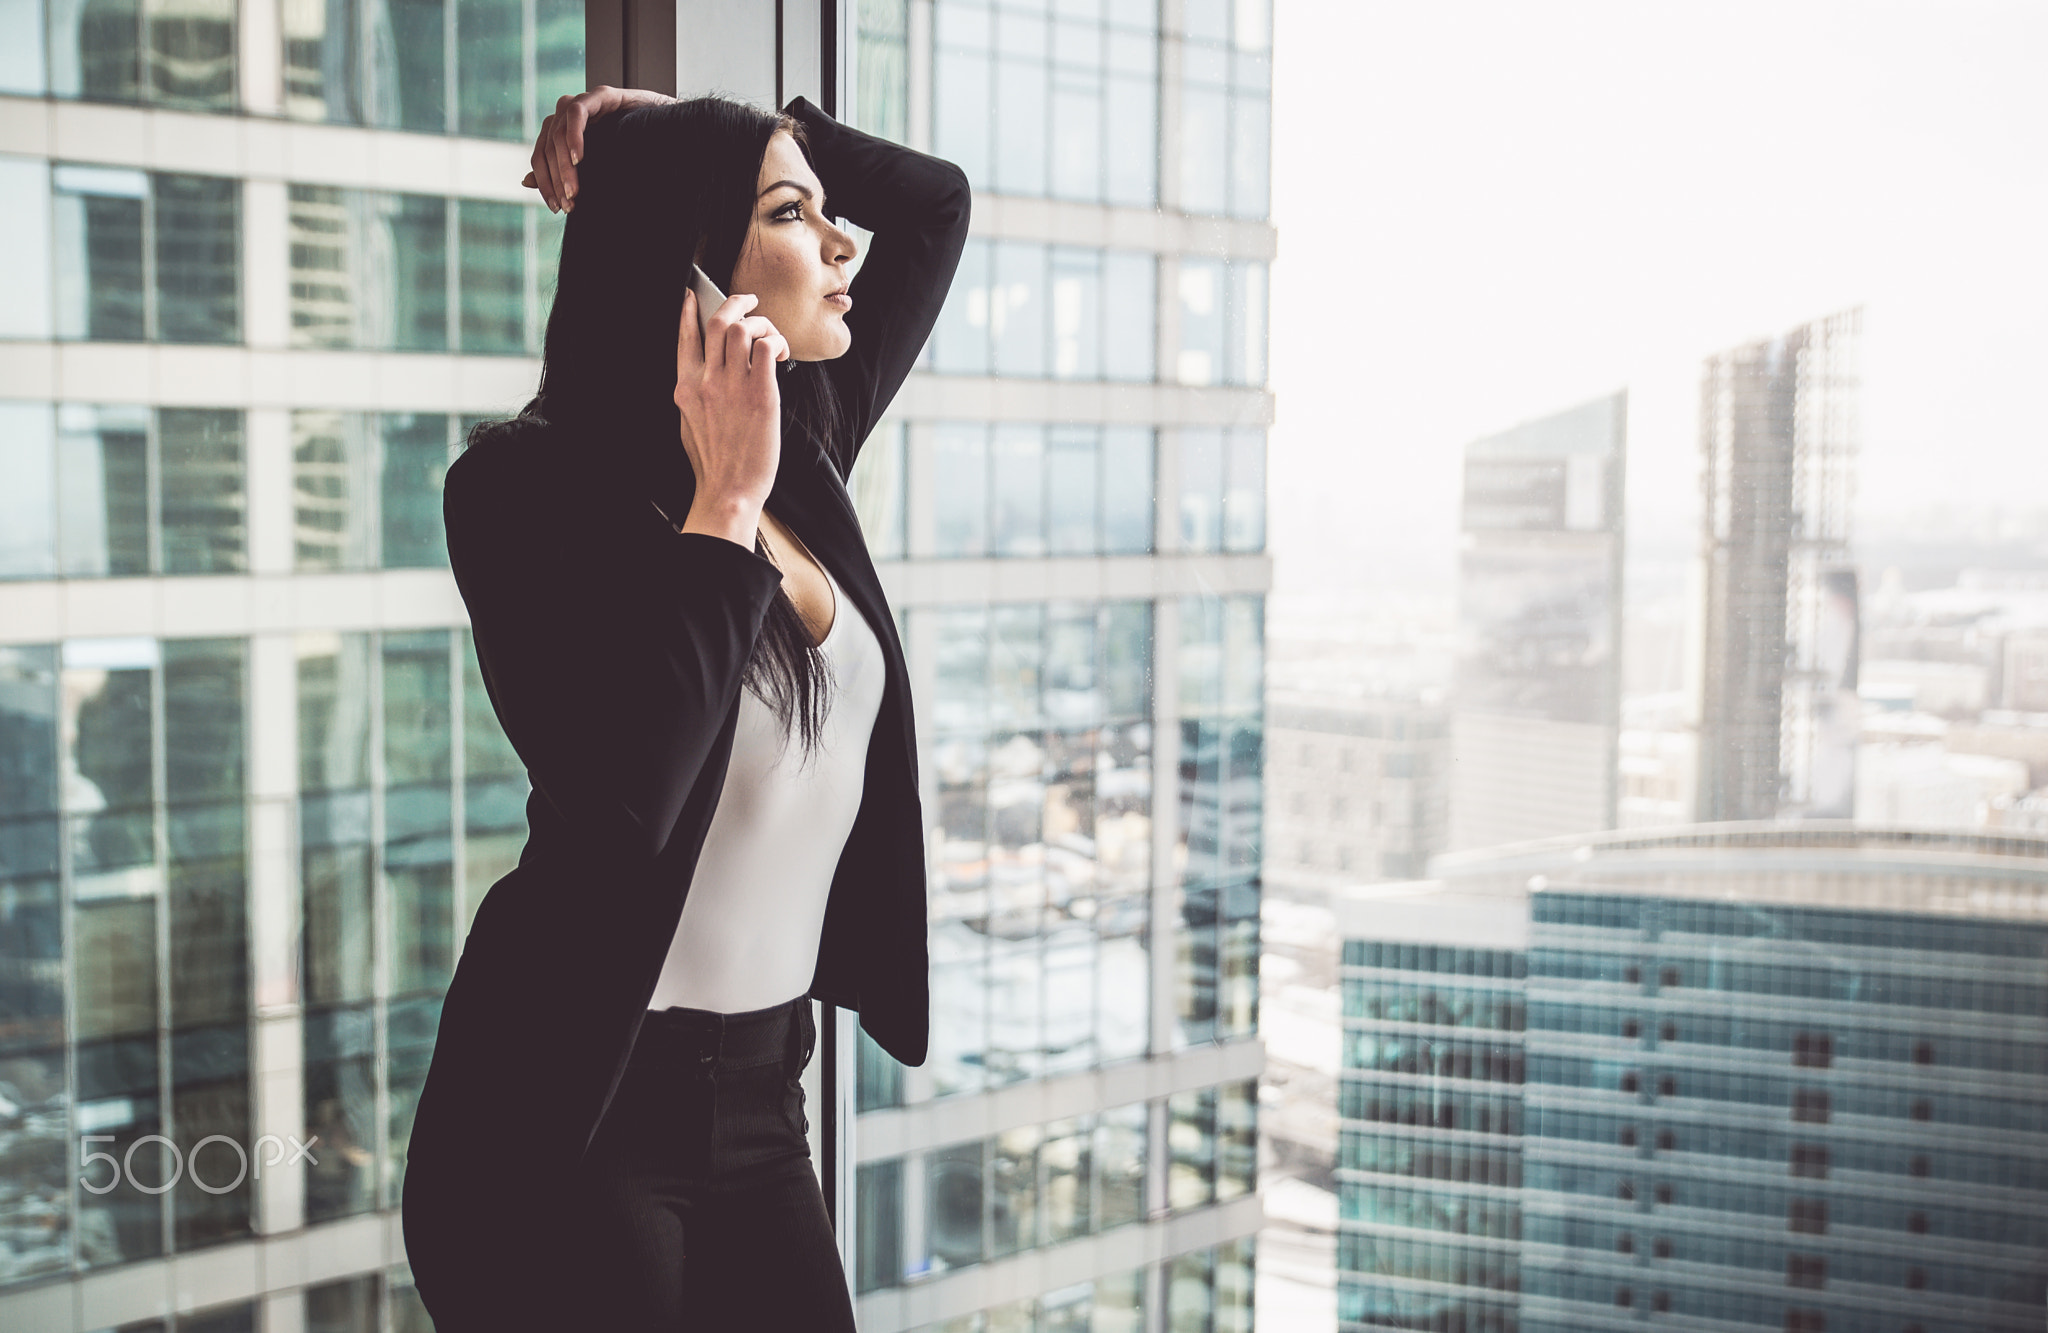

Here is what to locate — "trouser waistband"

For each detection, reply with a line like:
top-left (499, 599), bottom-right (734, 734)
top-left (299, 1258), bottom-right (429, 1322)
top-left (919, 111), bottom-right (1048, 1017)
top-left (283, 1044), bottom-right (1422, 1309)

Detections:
top-left (638, 994), bottom-right (811, 1073)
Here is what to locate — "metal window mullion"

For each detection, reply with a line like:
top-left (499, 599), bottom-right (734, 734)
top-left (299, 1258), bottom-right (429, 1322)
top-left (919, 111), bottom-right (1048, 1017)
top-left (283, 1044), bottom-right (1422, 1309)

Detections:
top-left (446, 198), bottom-right (463, 358)
top-left (445, 0), bottom-right (461, 137)
top-left (146, 407), bottom-right (164, 574)
top-left (152, 640), bottom-right (175, 1253)
top-left (142, 173), bottom-right (159, 342)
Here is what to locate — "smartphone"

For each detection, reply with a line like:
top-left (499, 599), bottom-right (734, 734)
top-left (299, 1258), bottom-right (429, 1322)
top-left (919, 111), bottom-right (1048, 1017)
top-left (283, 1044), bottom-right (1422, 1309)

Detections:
top-left (690, 264), bottom-right (725, 339)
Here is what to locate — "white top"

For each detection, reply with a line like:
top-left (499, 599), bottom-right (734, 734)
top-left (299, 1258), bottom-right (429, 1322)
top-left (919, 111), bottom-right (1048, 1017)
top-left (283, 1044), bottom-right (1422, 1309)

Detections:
top-left (647, 563), bottom-right (886, 1013)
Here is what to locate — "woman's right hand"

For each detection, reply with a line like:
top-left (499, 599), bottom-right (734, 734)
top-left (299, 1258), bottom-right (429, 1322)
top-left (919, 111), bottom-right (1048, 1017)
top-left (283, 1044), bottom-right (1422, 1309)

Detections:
top-left (674, 287), bottom-right (791, 549)
top-left (523, 85), bottom-right (675, 212)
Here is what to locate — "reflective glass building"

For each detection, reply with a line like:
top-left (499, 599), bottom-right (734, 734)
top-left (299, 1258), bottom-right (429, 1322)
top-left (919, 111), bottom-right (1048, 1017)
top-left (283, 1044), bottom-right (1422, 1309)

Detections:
top-left (0, 0), bottom-right (1271, 1329)
top-left (1335, 826), bottom-right (2048, 1333)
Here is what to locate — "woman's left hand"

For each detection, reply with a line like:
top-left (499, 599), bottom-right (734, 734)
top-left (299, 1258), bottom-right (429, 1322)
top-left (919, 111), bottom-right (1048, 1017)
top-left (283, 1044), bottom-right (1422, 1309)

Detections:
top-left (523, 86), bottom-right (676, 212)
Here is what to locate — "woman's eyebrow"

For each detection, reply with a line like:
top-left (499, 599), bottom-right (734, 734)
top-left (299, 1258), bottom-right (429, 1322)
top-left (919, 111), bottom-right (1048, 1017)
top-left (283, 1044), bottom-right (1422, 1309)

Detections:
top-left (760, 179), bottom-right (826, 213)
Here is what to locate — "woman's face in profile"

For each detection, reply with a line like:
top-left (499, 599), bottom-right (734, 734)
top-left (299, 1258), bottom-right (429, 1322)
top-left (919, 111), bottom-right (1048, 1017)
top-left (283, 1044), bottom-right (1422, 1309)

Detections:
top-left (730, 129), bottom-right (859, 363)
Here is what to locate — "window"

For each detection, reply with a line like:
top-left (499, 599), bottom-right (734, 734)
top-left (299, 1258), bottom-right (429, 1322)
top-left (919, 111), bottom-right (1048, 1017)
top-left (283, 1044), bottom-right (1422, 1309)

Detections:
top-left (931, 422), bottom-right (1156, 557)
top-left (1178, 0), bottom-right (1270, 218)
top-left (932, 239), bottom-right (1157, 380)
top-left (1178, 426), bottom-right (1265, 552)
top-left (933, 0), bottom-right (1159, 206)
top-left (291, 412), bottom-right (465, 571)
top-left (49, 164), bottom-right (239, 344)
top-left (30, 0), bottom-right (237, 110)
top-left (1176, 256), bottom-right (1266, 386)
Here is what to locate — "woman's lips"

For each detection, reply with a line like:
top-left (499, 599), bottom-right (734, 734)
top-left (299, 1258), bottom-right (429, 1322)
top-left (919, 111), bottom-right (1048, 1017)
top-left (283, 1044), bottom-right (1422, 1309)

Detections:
top-left (826, 292), bottom-right (852, 309)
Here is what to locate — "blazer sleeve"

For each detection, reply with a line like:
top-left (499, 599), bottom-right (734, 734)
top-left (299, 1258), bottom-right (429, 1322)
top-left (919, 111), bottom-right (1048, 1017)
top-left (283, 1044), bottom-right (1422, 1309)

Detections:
top-left (443, 442), bottom-right (786, 871)
top-left (783, 95), bottom-right (972, 463)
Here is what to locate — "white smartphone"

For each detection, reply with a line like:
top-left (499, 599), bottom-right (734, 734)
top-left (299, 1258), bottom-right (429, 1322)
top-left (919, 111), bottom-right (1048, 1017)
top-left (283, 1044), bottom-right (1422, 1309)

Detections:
top-left (690, 263), bottom-right (725, 339)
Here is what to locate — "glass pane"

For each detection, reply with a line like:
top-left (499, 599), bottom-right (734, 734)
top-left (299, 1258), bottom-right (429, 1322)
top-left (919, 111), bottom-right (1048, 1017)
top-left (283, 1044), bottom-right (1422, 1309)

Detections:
top-left (390, 194), bottom-right (450, 351)
top-left (53, 167), bottom-right (147, 341)
top-left (1094, 1101), bottom-right (1146, 1229)
top-left (1049, 246), bottom-right (1102, 380)
top-left (163, 637), bottom-right (243, 804)
top-left (1101, 425), bottom-right (1153, 553)
top-left (1175, 257), bottom-right (1222, 386)
top-left (990, 1123), bottom-right (1042, 1255)
top-left (1227, 260), bottom-right (1265, 385)
top-left (1168, 1087), bottom-right (1216, 1209)
top-left (74, 897), bottom-right (158, 1041)
top-left (293, 411), bottom-right (375, 571)
top-left (153, 172), bottom-right (239, 343)
top-left (1178, 426), bottom-right (1224, 553)
top-left (169, 1024), bottom-right (252, 1244)
top-left (303, 1007), bottom-right (375, 1221)
top-left (51, 0), bottom-right (143, 102)
top-left (75, 1031), bottom-right (164, 1266)
top-left (1227, 90), bottom-right (1269, 220)
top-left (144, 0), bottom-right (235, 110)
top-left (534, 0), bottom-right (584, 133)
top-left (0, 158), bottom-right (51, 337)
top-left (383, 630), bottom-right (452, 785)
top-left (1101, 251), bottom-right (1154, 381)
top-left (934, 46), bottom-right (991, 191)
top-left (287, 184), bottom-right (354, 348)
top-left (1047, 427), bottom-right (1099, 556)
top-left (158, 408), bottom-right (245, 574)
top-left (848, 421), bottom-right (907, 559)
top-left (392, 0), bottom-right (449, 133)
top-left (990, 423), bottom-right (1046, 557)
top-left (992, 239), bottom-right (1047, 378)
top-left (1103, 73), bottom-right (1156, 207)
top-left (1179, 83), bottom-right (1226, 215)
top-left (298, 633), bottom-right (371, 793)
top-left (1222, 425), bottom-right (1263, 552)
top-left (56, 403), bottom-right (150, 577)
top-left (1049, 68), bottom-right (1103, 202)
top-left (933, 422), bottom-right (988, 557)
top-left (0, 403), bottom-right (59, 578)
top-left (455, 0), bottom-right (522, 140)
top-left (932, 237), bottom-right (991, 374)
top-left (458, 199), bottom-right (526, 354)
top-left (855, 1158), bottom-right (904, 1294)
top-left (379, 413), bottom-right (449, 568)
top-left (925, 1139), bottom-right (986, 1271)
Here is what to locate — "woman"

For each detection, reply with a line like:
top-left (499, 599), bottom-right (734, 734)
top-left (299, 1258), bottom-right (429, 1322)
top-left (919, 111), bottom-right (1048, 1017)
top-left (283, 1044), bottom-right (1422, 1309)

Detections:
top-left (400, 86), bottom-right (969, 1331)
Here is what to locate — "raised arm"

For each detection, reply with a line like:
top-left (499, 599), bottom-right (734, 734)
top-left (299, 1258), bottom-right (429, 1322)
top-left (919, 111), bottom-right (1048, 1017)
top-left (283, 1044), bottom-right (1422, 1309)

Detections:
top-left (780, 96), bottom-right (972, 462)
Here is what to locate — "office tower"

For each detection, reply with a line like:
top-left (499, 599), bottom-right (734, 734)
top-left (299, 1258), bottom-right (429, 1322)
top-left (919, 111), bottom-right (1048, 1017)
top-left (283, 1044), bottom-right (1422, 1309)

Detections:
top-left (0, 1), bottom-right (1272, 1329)
top-left (1696, 309), bottom-right (1862, 822)
top-left (843, 2), bottom-right (1270, 1328)
top-left (1336, 827), bottom-right (2048, 1333)
top-left (1266, 693), bottom-right (1451, 887)
top-left (1448, 392), bottom-right (1627, 852)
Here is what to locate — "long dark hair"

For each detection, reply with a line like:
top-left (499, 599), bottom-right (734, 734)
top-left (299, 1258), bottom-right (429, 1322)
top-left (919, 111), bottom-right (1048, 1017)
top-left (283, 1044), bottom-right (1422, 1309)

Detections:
top-left (473, 95), bottom-right (846, 755)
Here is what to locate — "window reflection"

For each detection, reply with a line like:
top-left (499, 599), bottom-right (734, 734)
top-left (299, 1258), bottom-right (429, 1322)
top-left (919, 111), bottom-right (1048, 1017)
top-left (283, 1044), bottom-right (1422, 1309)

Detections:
top-left (933, 239), bottom-right (1156, 380)
top-left (930, 422), bottom-right (1156, 558)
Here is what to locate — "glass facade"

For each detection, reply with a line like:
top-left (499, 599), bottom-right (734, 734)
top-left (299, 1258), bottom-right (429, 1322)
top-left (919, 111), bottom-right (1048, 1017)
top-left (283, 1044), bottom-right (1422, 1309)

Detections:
top-left (929, 239), bottom-right (1158, 380)
top-left (1337, 838), bottom-right (2048, 1332)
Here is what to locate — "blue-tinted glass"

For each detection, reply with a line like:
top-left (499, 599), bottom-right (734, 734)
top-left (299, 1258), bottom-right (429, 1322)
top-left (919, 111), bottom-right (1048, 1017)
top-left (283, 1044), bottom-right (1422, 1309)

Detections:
top-left (392, 0), bottom-right (449, 132)
top-left (146, 0), bottom-right (234, 111)
top-left (154, 173), bottom-right (239, 344)
top-left (991, 241), bottom-right (1047, 377)
top-left (383, 630), bottom-right (452, 784)
top-left (293, 411), bottom-right (376, 571)
top-left (933, 422), bottom-right (988, 556)
top-left (1179, 426), bottom-right (1224, 552)
top-left (1101, 426), bottom-right (1153, 553)
top-left (458, 199), bottom-right (525, 354)
top-left (51, 0), bottom-right (142, 102)
top-left (990, 424), bottom-right (1046, 557)
top-left (932, 238), bottom-right (992, 374)
top-left (1049, 246), bottom-right (1102, 378)
top-left (159, 409), bottom-right (246, 574)
top-left (1102, 250), bottom-right (1155, 380)
top-left (392, 193), bottom-right (449, 351)
top-left (1223, 425), bottom-right (1264, 552)
top-left (534, 0), bottom-right (584, 132)
top-left (456, 0), bottom-right (523, 139)
top-left (1104, 72), bottom-right (1157, 207)
top-left (1179, 83), bottom-right (1227, 215)
top-left (926, 1140), bottom-right (986, 1266)
top-left (1176, 257), bottom-right (1223, 386)
top-left (1046, 426), bottom-right (1099, 555)
top-left (56, 403), bottom-right (150, 577)
top-left (0, 404), bottom-right (58, 579)
top-left (381, 414), bottom-right (450, 568)
top-left (991, 604), bottom-right (1045, 732)
top-left (931, 605), bottom-right (990, 734)
top-left (163, 638), bottom-right (243, 805)
top-left (53, 165), bottom-right (147, 341)
top-left (1050, 65), bottom-right (1104, 201)
top-left (934, 46), bottom-right (991, 190)
top-left (995, 48), bottom-right (1049, 196)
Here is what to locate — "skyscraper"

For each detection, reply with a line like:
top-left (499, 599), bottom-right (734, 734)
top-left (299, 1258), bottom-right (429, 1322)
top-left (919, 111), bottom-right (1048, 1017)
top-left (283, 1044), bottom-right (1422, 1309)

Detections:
top-left (1448, 392), bottom-right (1627, 852)
top-left (0, 2), bottom-right (1272, 1329)
top-left (1336, 825), bottom-right (2048, 1332)
top-left (1695, 309), bottom-right (1862, 822)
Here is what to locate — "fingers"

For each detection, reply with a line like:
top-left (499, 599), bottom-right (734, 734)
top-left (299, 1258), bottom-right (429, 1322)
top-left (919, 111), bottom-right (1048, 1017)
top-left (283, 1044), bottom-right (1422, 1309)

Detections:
top-left (531, 112), bottom-right (566, 212)
top-left (750, 330), bottom-right (791, 371)
top-left (552, 94), bottom-right (585, 209)
top-left (676, 287), bottom-right (702, 375)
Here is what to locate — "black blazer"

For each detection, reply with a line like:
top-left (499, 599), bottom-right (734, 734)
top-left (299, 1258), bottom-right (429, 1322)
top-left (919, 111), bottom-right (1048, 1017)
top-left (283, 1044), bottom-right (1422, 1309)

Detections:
top-left (401, 97), bottom-right (969, 1330)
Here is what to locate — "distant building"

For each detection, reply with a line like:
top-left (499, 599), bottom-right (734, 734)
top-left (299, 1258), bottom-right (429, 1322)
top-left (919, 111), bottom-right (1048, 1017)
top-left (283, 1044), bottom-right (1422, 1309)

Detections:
top-left (1266, 693), bottom-right (1451, 887)
top-left (1695, 309), bottom-right (1862, 821)
top-left (1449, 392), bottom-right (1627, 851)
top-left (1335, 824), bottom-right (2048, 1333)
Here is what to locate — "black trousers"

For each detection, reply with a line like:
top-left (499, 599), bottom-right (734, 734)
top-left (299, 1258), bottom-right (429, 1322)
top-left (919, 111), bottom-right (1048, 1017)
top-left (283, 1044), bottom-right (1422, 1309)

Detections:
top-left (565, 993), bottom-right (858, 1331)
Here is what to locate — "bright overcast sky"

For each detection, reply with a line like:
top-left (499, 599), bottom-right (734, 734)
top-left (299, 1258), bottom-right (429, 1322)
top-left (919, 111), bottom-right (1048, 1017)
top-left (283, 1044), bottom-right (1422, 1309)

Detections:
top-left (1267, 0), bottom-right (2048, 601)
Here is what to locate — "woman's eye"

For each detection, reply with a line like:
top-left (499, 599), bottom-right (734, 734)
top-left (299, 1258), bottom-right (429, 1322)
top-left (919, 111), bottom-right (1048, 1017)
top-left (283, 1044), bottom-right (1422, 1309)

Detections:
top-left (776, 201), bottom-right (804, 221)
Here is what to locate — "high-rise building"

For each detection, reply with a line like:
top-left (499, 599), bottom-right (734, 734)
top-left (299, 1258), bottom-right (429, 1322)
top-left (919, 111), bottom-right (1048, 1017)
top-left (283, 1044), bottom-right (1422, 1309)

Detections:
top-left (1265, 693), bottom-right (1450, 887)
top-left (1335, 825), bottom-right (2048, 1333)
top-left (1448, 392), bottom-right (1627, 852)
top-left (0, 2), bottom-right (1272, 1329)
top-left (1695, 309), bottom-right (1862, 822)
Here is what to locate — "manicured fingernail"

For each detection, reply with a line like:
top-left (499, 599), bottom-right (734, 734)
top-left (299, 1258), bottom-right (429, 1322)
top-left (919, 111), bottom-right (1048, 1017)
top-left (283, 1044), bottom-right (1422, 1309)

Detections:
top-left (570, 152), bottom-right (580, 165)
